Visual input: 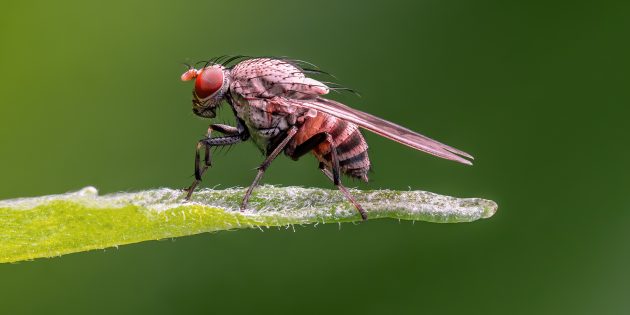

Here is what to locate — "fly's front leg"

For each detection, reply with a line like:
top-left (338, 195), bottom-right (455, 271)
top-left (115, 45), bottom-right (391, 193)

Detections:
top-left (185, 123), bottom-right (248, 200)
top-left (210, 123), bottom-right (239, 136)
top-left (196, 124), bottom-right (240, 172)
top-left (195, 124), bottom-right (240, 180)
top-left (241, 126), bottom-right (298, 210)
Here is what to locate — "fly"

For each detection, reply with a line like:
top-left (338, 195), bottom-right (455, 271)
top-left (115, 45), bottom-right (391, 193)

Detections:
top-left (181, 56), bottom-right (474, 220)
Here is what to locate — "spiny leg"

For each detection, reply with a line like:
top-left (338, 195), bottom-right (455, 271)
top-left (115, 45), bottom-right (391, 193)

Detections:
top-left (210, 123), bottom-right (239, 135)
top-left (288, 131), bottom-right (368, 220)
top-left (241, 126), bottom-right (298, 210)
top-left (319, 134), bottom-right (368, 221)
top-left (319, 163), bottom-right (368, 221)
top-left (186, 141), bottom-right (212, 199)
top-left (185, 124), bottom-right (246, 200)
top-left (192, 125), bottom-right (214, 189)
top-left (196, 124), bottom-right (241, 178)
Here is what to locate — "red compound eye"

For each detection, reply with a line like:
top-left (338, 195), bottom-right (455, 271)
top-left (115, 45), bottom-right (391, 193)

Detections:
top-left (195, 67), bottom-right (223, 99)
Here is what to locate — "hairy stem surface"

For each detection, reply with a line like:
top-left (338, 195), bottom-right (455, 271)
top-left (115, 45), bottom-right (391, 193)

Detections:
top-left (0, 186), bottom-right (497, 263)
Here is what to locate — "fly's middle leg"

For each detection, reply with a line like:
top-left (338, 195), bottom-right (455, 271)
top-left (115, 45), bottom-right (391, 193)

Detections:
top-left (240, 126), bottom-right (298, 210)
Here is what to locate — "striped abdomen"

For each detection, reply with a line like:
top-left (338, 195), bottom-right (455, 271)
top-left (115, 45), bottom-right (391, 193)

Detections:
top-left (288, 112), bottom-right (370, 181)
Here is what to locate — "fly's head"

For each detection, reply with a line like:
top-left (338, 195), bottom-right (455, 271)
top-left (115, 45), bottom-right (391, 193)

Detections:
top-left (181, 64), bottom-right (230, 118)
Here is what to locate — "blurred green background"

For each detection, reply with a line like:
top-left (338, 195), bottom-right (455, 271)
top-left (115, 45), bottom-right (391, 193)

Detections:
top-left (1, 0), bottom-right (629, 313)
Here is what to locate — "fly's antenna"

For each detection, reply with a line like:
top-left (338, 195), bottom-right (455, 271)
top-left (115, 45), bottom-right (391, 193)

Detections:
top-left (180, 63), bottom-right (199, 82)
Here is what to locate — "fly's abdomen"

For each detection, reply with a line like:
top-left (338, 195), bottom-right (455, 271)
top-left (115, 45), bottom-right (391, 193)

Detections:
top-left (327, 118), bottom-right (371, 181)
top-left (293, 112), bottom-right (371, 181)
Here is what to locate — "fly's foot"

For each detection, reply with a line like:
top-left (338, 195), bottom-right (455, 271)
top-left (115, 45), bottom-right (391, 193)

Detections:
top-left (184, 185), bottom-right (197, 201)
top-left (240, 200), bottom-right (248, 212)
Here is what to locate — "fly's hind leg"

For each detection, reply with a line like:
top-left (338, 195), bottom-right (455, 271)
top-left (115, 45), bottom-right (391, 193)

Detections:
top-left (318, 162), bottom-right (368, 221)
top-left (288, 132), bottom-right (368, 221)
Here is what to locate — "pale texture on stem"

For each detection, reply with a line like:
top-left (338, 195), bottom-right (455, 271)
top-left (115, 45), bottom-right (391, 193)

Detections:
top-left (0, 186), bottom-right (497, 263)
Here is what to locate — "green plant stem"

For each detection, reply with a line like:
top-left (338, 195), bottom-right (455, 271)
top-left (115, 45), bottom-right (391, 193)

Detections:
top-left (0, 186), bottom-right (497, 263)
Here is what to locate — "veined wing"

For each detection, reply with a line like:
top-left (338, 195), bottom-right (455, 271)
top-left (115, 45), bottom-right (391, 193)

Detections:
top-left (274, 96), bottom-right (474, 165)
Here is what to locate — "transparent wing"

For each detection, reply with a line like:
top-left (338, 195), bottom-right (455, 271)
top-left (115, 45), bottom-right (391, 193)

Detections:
top-left (274, 96), bottom-right (474, 165)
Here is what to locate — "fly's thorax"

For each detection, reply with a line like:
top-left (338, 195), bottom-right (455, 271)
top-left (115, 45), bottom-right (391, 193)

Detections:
top-left (230, 94), bottom-right (292, 129)
top-left (229, 94), bottom-right (293, 152)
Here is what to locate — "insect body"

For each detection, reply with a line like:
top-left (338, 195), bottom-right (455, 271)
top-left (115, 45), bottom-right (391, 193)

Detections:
top-left (182, 57), bottom-right (473, 220)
